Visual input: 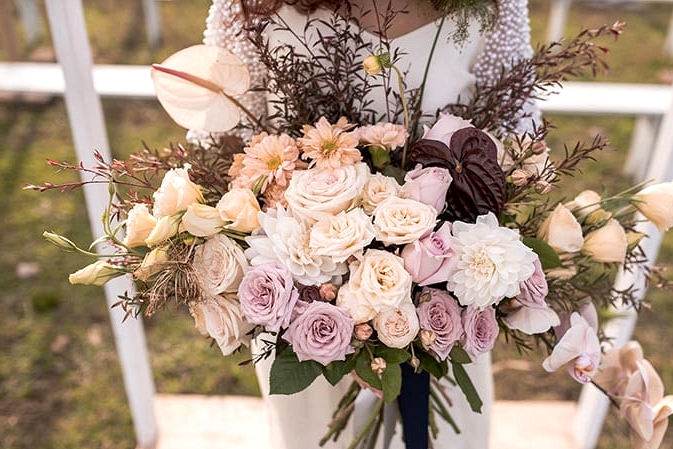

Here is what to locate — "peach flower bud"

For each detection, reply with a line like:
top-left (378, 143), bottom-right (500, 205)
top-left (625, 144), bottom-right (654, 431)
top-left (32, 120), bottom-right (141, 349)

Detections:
top-left (410, 356), bottom-right (420, 370)
top-left (362, 55), bottom-right (383, 75)
top-left (134, 247), bottom-right (169, 282)
top-left (370, 357), bottom-right (387, 375)
top-left (582, 218), bottom-right (627, 263)
top-left (510, 169), bottom-right (531, 186)
top-left (216, 188), bottom-right (261, 233)
top-left (535, 180), bottom-right (552, 195)
top-left (634, 182), bottom-right (673, 231)
top-left (320, 283), bottom-right (338, 301)
top-left (145, 214), bottom-right (181, 247)
top-left (419, 329), bottom-right (436, 348)
top-left (69, 260), bottom-right (124, 286)
top-left (354, 323), bottom-right (373, 341)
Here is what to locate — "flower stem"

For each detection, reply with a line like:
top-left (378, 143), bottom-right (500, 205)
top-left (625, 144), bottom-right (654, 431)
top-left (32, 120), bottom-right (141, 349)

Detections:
top-left (347, 398), bottom-right (384, 449)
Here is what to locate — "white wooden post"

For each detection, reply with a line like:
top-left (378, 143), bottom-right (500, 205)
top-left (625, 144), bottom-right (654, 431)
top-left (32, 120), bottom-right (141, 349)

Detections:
top-left (142, 0), bottom-right (162, 49)
top-left (16, 0), bottom-right (42, 47)
top-left (43, 1), bottom-right (158, 448)
top-left (546, 0), bottom-right (572, 43)
top-left (664, 8), bottom-right (673, 58)
top-left (572, 83), bottom-right (673, 449)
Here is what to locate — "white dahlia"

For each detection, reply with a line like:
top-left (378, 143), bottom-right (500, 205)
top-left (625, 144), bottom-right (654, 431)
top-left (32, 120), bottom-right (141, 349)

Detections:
top-left (447, 213), bottom-right (537, 308)
top-left (244, 207), bottom-right (348, 285)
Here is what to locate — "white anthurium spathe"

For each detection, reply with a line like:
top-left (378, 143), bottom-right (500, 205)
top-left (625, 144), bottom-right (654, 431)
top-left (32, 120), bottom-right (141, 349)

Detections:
top-left (151, 44), bottom-right (250, 132)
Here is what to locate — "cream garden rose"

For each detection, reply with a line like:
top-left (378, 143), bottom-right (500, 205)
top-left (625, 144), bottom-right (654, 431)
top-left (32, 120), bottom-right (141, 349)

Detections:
top-left (361, 172), bottom-right (401, 215)
top-left (192, 234), bottom-right (248, 294)
top-left (152, 164), bottom-right (204, 218)
top-left (373, 302), bottom-right (420, 349)
top-left (284, 162), bottom-right (369, 223)
top-left (189, 293), bottom-right (254, 356)
top-left (373, 196), bottom-right (437, 246)
top-left (310, 208), bottom-right (376, 263)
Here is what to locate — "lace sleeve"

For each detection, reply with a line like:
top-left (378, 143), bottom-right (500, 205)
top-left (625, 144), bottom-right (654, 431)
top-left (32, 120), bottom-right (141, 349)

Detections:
top-left (473, 0), bottom-right (540, 132)
top-left (187, 0), bottom-right (267, 143)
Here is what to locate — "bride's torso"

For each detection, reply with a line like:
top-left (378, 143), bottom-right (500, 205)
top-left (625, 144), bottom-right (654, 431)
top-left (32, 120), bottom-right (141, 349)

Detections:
top-left (270, 4), bottom-right (485, 119)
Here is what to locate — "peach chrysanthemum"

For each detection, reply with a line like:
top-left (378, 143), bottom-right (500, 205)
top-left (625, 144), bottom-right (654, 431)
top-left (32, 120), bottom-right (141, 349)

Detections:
top-left (239, 132), bottom-right (299, 193)
top-left (298, 117), bottom-right (362, 169)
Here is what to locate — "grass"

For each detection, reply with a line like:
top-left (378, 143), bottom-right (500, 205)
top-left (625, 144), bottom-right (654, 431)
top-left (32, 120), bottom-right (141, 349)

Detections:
top-left (1, 1), bottom-right (672, 448)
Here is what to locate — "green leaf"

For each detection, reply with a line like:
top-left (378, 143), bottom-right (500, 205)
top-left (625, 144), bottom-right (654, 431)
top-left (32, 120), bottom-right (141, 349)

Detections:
top-left (323, 357), bottom-right (356, 386)
top-left (451, 362), bottom-right (483, 413)
top-left (374, 346), bottom-right (411, 364)
top-left (523, 236), bottom-right (562, 269)
top-left (355, 351), bottom-right (382, 390)
top-left (449, 346), bottom-right (472, 364)
top-left (269, 348), bottom-right (322, 395)
top-left (417, 351), bottom-right (448, 379)
top-left (380, 363), bottom-right (402, 403)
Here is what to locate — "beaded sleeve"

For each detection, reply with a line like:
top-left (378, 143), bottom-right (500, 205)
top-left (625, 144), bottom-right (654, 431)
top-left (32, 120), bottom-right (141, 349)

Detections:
top-left (473, 0), bottom-right (540, 132)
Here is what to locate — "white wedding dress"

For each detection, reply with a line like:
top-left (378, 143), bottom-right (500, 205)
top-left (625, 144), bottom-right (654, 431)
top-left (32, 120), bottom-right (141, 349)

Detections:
top-left (196, 1), bottom-right (537, 448)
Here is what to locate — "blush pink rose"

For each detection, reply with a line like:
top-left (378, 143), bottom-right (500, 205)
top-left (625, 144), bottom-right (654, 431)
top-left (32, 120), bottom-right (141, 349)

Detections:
top-left (400, 164), bottom-right (452, 213)
top-left (461, 306), bottom-right (499, 361)
top-left (416, 288), bottom-right (464, 361)
top-left (421, 113), bottom-right (473, 146)
top-left (401, 221), bottom-right (454, 286)
top-left (283, 301), bottom-right (355, 365)
top-left (238, 262), bottom-right (299, 332)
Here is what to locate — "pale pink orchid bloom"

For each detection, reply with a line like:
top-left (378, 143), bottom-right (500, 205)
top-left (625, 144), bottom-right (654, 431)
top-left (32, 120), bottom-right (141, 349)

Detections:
top-left (542, 312), bottom-right (601, 383)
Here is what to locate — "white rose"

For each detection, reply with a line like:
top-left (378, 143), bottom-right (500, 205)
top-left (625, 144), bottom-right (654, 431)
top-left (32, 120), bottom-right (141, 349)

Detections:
top-left (145, 214), bottom-right (181, 247)
top-left (537, 204), bottom-right (584, 253)
top-left (373, 196), bottom-right (437, 246)
top-left (192, 234), bottom-right (248, 294)
top-left (152, 164), bottom-right (204, 218)
top-left (182, 204), bottom-right (225, 237)
top-left (123, 204), bottom-right (157, 248)
top-left (310, 208), bottom-right (376, 263)
top-left (373, 302), bottom-right (420, 349)
top-left (216, 188), bottom-right (261, 233)
top-left (582, 219), bottom-right (627, 263)
top-left (284, 162), bottom-right (369, 223)
top-left (634, 182), bottom-right (673, 231)
top-left (336, 282), bottom-right (377, 324)
top-left (361, 172), bottom-right (401, 215)
top-left (346, 249), bottom-right (412, 312)
top-left (189, 293), bottom-right (254, 356)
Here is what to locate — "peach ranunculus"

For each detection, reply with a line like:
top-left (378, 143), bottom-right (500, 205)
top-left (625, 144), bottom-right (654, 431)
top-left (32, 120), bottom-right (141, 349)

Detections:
top-left (634, 182), bottom-right (673, 231)
top-left (373, 196), bottom-right (437, 246)
top-left (152, 164), bottom-right (204, 218)
top-left (216, 188), bottom-right (261, 233)
top-left (542, 312), bottom-right (601, 384)
top-left (537, 203), bottom-right (584, 253)
top-left (582, 218), bottom-right (628, 263)
top-left (373, 302), bottom-right (420, 349)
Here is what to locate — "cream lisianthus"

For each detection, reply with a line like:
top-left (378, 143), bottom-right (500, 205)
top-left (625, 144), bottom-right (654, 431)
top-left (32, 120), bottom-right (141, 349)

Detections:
top-left (582, 219), bottom-right (628, 263)
top-left (634, 182), bottom-right (673, 231)
top-left (538, 204), bottom-right (584, 253)
top-left (216, 188), bottom-right (261, 233)
top-left (123, 204), bottom-right (157, 248)
top-left (134, 247), bottom-right (169, 282)
top-left (373, 196), bottom-right (437, 246)
top-left (69, 260), bottom-right (125, 286)
top-left (182, 203), bottom-right (225, 237)
top-left (145, 214), bottom-right (181, 247)
top-left (298, 117), bottom-right (362, 169)
top-left (361, 172), bottom-right (401, 215)
top-left (448, 212), bottom-right (537, 308)
top-left (310, 208), bottom-right (376, 263)
top-left (284, 162), bottom-right (369, 223)
top-left (565, 190), bottom-right (602, 219)
top-left (152, 164), bottom-right (204, 218)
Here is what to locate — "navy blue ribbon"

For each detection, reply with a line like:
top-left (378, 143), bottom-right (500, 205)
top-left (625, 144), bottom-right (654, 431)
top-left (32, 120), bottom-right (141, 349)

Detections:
top-left (397, 363), bottom-right (430, 449)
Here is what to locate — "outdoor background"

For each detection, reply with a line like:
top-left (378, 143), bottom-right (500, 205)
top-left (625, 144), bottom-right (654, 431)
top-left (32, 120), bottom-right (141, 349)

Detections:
top-left (1, 0), bottom-right (672, 448)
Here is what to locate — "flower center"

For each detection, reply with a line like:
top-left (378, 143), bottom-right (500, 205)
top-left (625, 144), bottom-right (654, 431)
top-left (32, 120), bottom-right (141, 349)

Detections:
top-left (469, 248), bottom-right (495, 277)
top-left (322, 141), bottom-right (338, 155)
top-left (267, 155), bottom-right (282, 170)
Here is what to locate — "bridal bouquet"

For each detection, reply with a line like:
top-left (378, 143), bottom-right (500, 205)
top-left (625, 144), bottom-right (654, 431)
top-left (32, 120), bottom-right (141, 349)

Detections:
top-left (30, 9), bottom-right (673, 449)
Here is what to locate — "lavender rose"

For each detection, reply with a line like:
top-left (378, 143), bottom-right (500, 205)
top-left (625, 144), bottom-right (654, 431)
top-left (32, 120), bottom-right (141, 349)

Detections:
top-left (238, 262), bottom-right (299, 332)
top-left (400, 164), bottom-right (452, 213)
top-left (416, 288), bottom-right (464, 361)
top-left (401, 221), bottom-right (454, 286)
top-left (462, 306), bottom-right (499, 361)
top-left (283, 301), bottom-right (355, 365)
